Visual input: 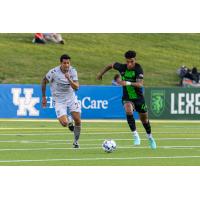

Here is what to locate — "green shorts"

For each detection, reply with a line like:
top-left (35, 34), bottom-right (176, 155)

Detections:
top-left (122, 97), bottom-right (148, 113)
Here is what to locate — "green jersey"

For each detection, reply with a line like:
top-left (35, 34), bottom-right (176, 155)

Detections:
top-left (113, 62), bottom-right (144, 100)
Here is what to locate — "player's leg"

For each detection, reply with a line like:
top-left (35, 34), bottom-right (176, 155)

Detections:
top-left (135, 99), bottom-right (156, 149)
top-left (71, 111), bottom-right (81, 148)
top-left (55, 103), bottom-right (68, 127)
top-left (139, 112), bottom-right (151, 136)
top-left (55, 103), bottom-right (74, 131)
top-left (123, 101), bottom-right (141, 145)
top-left (67, 109), bottom-right (74, 132)
top-left (69, 99), bottom-right (81, 148)
top-left (138, 110), bottom-right (156, 149)
top-left (58, 115), bottom-right (68, 127)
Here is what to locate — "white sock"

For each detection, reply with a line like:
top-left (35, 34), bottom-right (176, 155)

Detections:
top-left (133, 130), bottom-right (139, 137)
top-left (147, 133), bottom-right (153, 139)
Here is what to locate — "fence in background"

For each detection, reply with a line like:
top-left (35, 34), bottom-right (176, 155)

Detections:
top-left (145, 87), bottom-right (200, 120)
top-left (0, 84), bottom-right (137, 119)
top-left (0, 84), bottom-right (199, 120)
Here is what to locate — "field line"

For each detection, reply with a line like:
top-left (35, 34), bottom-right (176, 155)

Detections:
top-left (1, 131), bottom-right (200, 136)
top-left (0, 145), bottom-right (198, 152)
top-left (0, 119), bottom-right (199, 123)
top-left (1, 155), bottom-right (200, 163)
top-left (1, 137), bottom-right (200, 144)
top-left (1, 127), bottom-right (200, 130)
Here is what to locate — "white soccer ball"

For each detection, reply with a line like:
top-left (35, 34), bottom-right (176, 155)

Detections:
top-left (102, 139), bottom-right (117, 153)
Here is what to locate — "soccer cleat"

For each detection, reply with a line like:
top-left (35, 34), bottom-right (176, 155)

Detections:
top-left (133, 134), bottom-right (141, 145)
top-left (68, 122), bottom-right (74, 132)
top-left (73, 142), bottom-right (80, 148)
top-left (148, 137), bottom-right (157, 149)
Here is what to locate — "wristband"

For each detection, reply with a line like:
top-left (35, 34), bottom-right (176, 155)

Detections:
top-left (126, 81), bottom-right (132, 86)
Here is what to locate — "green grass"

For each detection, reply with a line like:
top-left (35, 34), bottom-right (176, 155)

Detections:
top-left (0, 33), bottom-right (200, 86)
top-left (0, 119), bottom-right (200, 166)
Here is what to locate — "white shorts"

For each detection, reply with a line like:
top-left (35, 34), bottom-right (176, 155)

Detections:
top-left (55, 98), bottom-right (81, 118)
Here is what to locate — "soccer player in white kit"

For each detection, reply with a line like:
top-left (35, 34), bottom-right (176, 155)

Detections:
top-left (41, 54), bottom-right (81, 148)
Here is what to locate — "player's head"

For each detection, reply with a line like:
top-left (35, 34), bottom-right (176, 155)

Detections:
top-left (124, 50), bottom-right (136, 69)
top-left (60, 54), bottom-right (71, 72)
top-left (114, 74), bottom-right (121, 83)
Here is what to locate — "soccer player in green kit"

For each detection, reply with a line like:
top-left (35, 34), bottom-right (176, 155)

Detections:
top-left (97, 50), bottom-right (156, 149)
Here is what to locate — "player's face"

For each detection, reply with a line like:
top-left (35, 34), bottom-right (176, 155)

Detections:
top-left (126, 58), bottom-right (136, 69)
top-left (61, 59), bottom-right (70, 72)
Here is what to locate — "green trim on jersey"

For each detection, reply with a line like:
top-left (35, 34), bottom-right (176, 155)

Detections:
top-left (141, 103), bottom-right (148, 112)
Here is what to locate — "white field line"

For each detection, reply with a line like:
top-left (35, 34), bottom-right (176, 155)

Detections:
top-left (0, 145), bottom-right (198, 152)
top-left (46, 144), bottom-right (195, 149)
top-left (1, 137), bottom-right (200, 144)
top-left (1, 155), bottom-right (200, 163)
top-left (1, 127), bottom-right (200, 130)
top-left (0, 131), bottom-right (200, 136)
top-left (0, 128), bottom-right (65, 130)
top-left (0, 133), bottom-right (67, 136)
top-left (0, 119), bottom-right (200, 123)
top-left (161, 127), bottom-right (200, 129)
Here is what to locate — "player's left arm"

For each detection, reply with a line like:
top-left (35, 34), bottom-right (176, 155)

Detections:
top-left (132, 67), bottom-right (144, 88)
top-left (120, 79), bottom-right (143, 88)
top-left (68, 79), bottom-right (79, 90)
top-left (131, 78), bottom-right (143, 88)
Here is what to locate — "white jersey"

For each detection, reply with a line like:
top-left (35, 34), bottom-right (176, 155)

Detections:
top-left (46, 66), bottom-right (78, 103)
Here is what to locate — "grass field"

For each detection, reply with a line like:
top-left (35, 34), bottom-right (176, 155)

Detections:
top-left (0, 119), bottom-right (200, 166)
top-left (1, 33), bottom-right (200, 86)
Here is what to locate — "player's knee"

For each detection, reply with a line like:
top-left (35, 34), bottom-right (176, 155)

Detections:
top-left (74, 118), bottom-right (81, 126)
top-left (59, 120), bottom-right (68, 127)
top-left (141, 118), bottom-right (148, 124)
top-left (126, 111), bottom-right (133, 116)
top-left (62, 122), bottom-right (68, 127)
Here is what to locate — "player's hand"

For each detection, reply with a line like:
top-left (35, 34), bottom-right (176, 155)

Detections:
top-left (97, 73), bottom-right (103, 80)
top-left (119, 81), bottom-right (127, 86)
top-left (42, 97), bottom-right (47, 108)
top-left (65, 72), bottom-right (70, 80)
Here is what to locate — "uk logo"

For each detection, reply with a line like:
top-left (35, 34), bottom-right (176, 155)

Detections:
top-left (11, 88), bottom-right (40, 116)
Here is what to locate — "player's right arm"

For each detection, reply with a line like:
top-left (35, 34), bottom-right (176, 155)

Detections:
top-left (96, 63), bottom-right (114, 80)
top-left (42, 68), bottom-right (55, 108)
top-left (41, 77), bottom-right (49, 108)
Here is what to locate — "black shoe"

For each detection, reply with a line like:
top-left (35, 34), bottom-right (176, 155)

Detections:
top-left (73, 142), bottom-right (79, 148)
top-left (60, 40), bottom-right (65, 44)
top-left (68, 122), bottom-right (74, 132)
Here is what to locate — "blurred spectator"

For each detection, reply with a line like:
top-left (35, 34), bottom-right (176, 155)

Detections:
top-left (32, 33), bottom-right (46, 44)
top-left (191, 67), bottom-right (199, 83)
top-left (177, 65), bottom-right (188, 79)
top-left (177, 65), bottom-right (200, 87)
top-left (43, 33), bottom-right (64, 44)
top-left (183, 67), bottom-right (199, 83)
top-left (112, 74), bottom-right (121, 86)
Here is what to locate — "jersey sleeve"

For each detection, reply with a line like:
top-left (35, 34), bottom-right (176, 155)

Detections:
top-left (113, 62), bottom-right (125, 72)
top-left (71, 68), bottom-right (78, 81)
top-left (46, 69), bottom-right (55, 82)
top-left (136, 65), bottom-right (144, 79)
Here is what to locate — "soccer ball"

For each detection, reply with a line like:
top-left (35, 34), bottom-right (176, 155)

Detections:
top-left (102, 139), bottom-right (117, 153)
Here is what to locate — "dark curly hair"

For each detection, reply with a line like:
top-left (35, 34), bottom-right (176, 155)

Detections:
top-left (60, 54), bottom-right (71, 62)
top-left (124, 50), bottom-right (136, 59)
